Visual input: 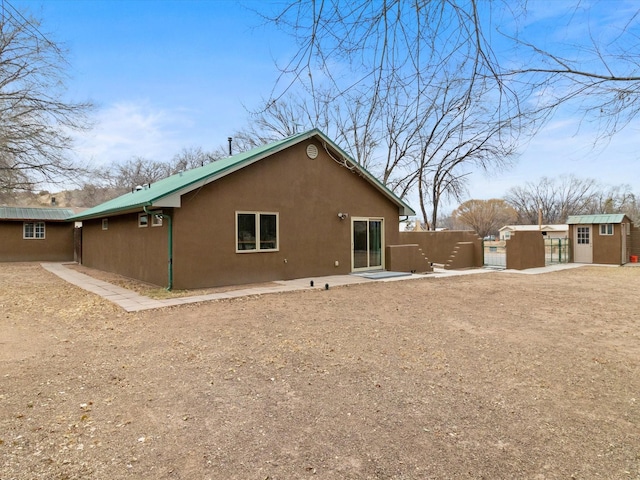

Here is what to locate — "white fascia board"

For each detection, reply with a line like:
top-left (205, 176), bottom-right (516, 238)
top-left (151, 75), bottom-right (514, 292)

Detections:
top-left (153, 192), bottom-right (182, 208)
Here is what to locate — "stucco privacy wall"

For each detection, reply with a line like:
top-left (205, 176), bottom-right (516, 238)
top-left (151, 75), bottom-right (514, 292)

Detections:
top-left (81, 141), bottom-right (404, 289)
top-left (0, 221), bottom-right (74, 262)
top-left (399, 231), bottom-right (483, 268)
top-left (505, 230), bottom-right (545, 270)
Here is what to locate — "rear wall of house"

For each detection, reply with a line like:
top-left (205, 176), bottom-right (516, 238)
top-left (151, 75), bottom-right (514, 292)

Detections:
top-left (80, 141), bottom-right (404, 289)
top-left (81, 212), bottom-right (169, 286)
top-left (0, 221), bottom-right (74, 262)
top-left (171, 141), bottom-right (403, 289)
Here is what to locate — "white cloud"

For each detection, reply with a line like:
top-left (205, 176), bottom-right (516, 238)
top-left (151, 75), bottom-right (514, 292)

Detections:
top-left (72, 101), bottom-right (197, 167)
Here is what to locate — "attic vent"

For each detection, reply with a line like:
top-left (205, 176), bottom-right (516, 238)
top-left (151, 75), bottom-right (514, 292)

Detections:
top-left (306, 144), bottom-right (318, 159)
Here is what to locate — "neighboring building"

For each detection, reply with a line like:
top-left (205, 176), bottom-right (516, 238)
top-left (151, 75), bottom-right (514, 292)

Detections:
top-left (499, 224), bottom-right (568, 241)
top-left (70, 130), bottom-right (417, 289)
top-left (0, 207), bottom-right (75, 262)
top-left (567, 214), bottom-right (633, 264)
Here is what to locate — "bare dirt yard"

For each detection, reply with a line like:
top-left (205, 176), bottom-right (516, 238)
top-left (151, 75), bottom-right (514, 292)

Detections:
top-left (1, 263), bottom-right (639, 479)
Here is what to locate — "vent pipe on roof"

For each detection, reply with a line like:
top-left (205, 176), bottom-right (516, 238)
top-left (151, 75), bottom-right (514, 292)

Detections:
top-left (228, 137), bottom-right (232, 156)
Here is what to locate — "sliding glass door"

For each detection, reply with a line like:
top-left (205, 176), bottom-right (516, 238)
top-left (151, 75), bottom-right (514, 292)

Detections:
top-left (352, 218), bottom-right (384, 271)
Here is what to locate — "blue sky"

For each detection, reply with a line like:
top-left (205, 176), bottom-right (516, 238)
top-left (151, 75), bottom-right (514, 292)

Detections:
top-left (11, 0), bottom-right (640, 213)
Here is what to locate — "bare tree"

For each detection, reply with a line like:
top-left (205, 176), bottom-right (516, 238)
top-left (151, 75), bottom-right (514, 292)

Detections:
top-left (500, 2), bottom-right (640, 139)
top-left (257, 1), bottom-right (640, 231)
top-left (589, 184), bottom-right (640, 223)
top-left (452, 199), bottom-right (517, 238)
top-left (96, 157), bottom-right (170, 195)
top-left (504, 176), bottom-right (600, 224)
top-left (169, 147), bottom-right (220, 172)
top-left (0, 4), bottom-right (92, 191)
top-left (257, 1), bottom-right (526, 228)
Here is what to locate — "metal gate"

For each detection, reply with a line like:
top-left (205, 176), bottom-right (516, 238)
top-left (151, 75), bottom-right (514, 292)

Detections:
top-left (545, 237), bottom-right (570, 265)
top-left (483, 240), bottom-right (506, 268)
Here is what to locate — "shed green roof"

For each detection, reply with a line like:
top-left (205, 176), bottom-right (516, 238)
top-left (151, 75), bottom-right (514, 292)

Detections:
top-left (70, 129), bottom-right (415, 220)
top-left (567, 214), bottom-right (627, 224)
top-left (0, 206), bottom-right (74, 221)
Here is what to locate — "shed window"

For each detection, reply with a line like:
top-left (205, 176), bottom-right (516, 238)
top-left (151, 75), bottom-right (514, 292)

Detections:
top-left (138, 213), bottom-right (148, 228)
top-left (577, 227), bottom-right (590, 245)
top-left (102, 219), bottom-right (108, 230)
top-left (236, 212), bottom-right (278, 252)
top-left (599, 224), bottom-right (613, 235)
top-left (24, 222), bottom-right (45, 239)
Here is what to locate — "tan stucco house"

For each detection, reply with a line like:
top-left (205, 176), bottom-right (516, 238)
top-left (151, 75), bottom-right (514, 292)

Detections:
top-left (0, 207), bottom-right (76, 262)
top-left (70, 130), bottom-right (417, 289)
top-left (567, 214), bottom-right (633, 264)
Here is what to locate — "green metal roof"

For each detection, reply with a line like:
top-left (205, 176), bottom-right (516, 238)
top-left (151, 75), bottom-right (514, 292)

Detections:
top-left (70, 129), bottom-right (415, 220)
top-left (0, 206), bottom-right (74, 221)
top-left (567, 214), bottom-right (627, 224)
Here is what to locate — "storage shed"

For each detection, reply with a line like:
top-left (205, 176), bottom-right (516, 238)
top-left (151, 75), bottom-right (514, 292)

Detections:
top-left (567, 214), bottom-right (632, 264)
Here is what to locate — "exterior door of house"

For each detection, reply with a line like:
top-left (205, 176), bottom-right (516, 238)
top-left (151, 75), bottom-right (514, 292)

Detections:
top-left (352, 218), bottom-right (384, 271)
top-left (574, 225), bottom-right (593, 263)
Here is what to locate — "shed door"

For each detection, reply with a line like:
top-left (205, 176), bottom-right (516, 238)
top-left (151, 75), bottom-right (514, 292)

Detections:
top-left (574, 225), bottom-right (593, 263)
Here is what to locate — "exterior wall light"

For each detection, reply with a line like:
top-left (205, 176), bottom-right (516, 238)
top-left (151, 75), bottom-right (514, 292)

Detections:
top-left (337, 212), bottom-right (348, 220)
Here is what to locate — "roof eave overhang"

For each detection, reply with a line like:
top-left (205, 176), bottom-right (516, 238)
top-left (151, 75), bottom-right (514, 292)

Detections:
top-left (71, 128), bottom-right (416, 219)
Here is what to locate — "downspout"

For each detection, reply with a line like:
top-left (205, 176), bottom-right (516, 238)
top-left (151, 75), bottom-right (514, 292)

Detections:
top-left (144, 206), bottom-right (173, 291)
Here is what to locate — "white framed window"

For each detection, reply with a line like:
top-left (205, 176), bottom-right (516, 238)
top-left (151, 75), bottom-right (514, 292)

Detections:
top-left (577, 226), bottom-right (590, 244)
top-left (151, 211), bottom-right (163, 227)
top-left (23, 222), bottom-right (45, 239)
top-left (236, 211), bottom-right (279, 252)
top-left (102, 218), bottom-right (108, 230)
top-left (138, 213), bottom-right (148, 228)
top-left (599, 224), bottom-right (613, 235)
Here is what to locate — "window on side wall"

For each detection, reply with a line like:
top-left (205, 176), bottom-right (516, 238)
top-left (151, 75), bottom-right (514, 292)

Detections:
top-left (599, 224), bottom-right (613, 235)
top-left (236, 212), bottom-right (278, 252)
top-left (23, 221), bottom-right (45, 239)
top-left (138, 213), bottom-right (148, 228)
top-left (151, 211), bottom-right (163, 227)
top-left (102, 218), bottom-right (108, 230)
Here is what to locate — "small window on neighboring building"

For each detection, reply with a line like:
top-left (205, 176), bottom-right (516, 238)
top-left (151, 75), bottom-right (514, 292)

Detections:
top-left (151, 211), bottom-right (163, 227)
top-left (102, 218), bottom-right (108, 230)
top-left (599, 224), bottom-right (613, 235)
top-left (23, 222), bottom-right (45, 239)
top-left (236, 212), bottom-right (278, 252)
top-left (138, 213), bottom-right (148, 228)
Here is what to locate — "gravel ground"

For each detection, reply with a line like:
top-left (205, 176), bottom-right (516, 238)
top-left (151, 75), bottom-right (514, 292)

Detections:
top-left (1, 262), bottom-right (639, 479)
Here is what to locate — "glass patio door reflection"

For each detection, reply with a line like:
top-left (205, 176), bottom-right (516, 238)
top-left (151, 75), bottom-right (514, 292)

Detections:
top-left (352, 218), bottom-right (383, 271)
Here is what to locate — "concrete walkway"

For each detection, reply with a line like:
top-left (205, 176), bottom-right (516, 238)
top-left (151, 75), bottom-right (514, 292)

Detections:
top-left (42, 262), bottom-right (587, 313)
top-left (42, 263), bottom-right (435, 313)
